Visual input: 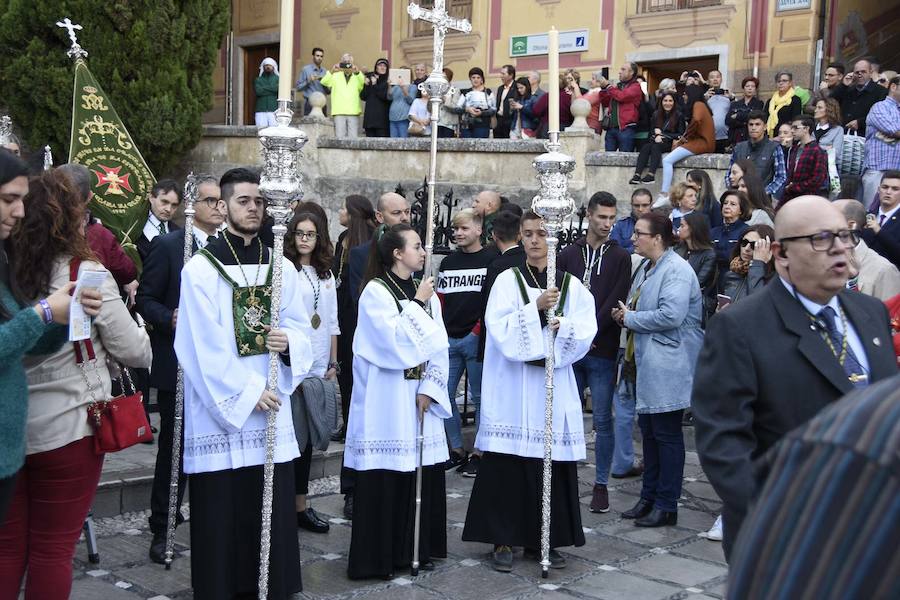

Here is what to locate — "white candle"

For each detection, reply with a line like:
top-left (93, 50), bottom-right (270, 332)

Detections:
top-left (548, 27), bottom-right (559, 134)
top-left (278, 0), bottom-right (294, 99)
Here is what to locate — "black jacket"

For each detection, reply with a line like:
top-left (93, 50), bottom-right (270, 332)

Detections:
top-left (674, 244), bottom-right (717, 319)
top-left (136, 229), bottom-right (197, 392)
top-left (361, 76), bottom-right (390, 132)
top-left (831, 81), bottom-right (888, 136)
top-left (477, 244), bottom-right (525, 360)
top-left (692, 279), bottom-right (897, 558)
top-left (863, 207), bottom-right (900, 268)
top-left (557, 238), bottom-right (632, 359)
top-left (725, 97), bottom-right (765, 144)
top-left (494, 83), bottom-right (520, 129)
top-left (762, 95), bottom-right (803, 135)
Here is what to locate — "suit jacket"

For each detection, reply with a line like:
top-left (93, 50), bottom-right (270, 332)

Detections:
top-left (863, 208), bottom-right (900, 269)
top-left (692, 278), bottom-right (897, 559)
top-left (137, 221), bottom-right (181, 263)
top-left (494, 83), bottom-right (520, 128)
top-left (348, 240), bottom-right (372, 303)
top-left (136, 229), bottom-right (197, 392)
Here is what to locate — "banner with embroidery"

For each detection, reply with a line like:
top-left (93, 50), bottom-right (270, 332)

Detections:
top-left (67, 58), bottom-right (155, 271)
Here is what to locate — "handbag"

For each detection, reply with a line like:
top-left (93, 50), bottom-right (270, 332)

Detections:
top-left (408, 121), bottom-right (426, 136)
top-left (839, 130), bottom-right (865, 177)
top-left (69, 258), bottom-right (152, 454)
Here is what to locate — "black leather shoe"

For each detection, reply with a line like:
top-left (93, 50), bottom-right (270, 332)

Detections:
top-left (635, 507), bottom-right (677, 527)
top-left (421, 560), bottom-right (436, 571)
top-left (622, 498), bottom-right (654, 519)
top-left (297, 507), bottom-right (330, 533)
top-left (343, 494), bottom-right (353, 520)
top-left (148, 533), bottom-right (167, 564)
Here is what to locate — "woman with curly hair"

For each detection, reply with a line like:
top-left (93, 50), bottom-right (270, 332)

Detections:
top-left (0, 169), bottom-right (150, 599)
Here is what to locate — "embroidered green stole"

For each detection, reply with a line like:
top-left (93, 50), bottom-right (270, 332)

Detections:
top-left (198, 249), bottom-right (274, 357)
top-left (510, 267), bottom-right (571, 368)
top-left (372, 276), bottom-right (425, 380)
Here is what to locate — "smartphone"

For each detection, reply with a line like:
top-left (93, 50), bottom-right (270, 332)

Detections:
top-left (714, 88), bottom-right (726, 95)
top-left (716, 294), bottom-right (732, 311)
top-left (601, 67), bottom-right (609, 79)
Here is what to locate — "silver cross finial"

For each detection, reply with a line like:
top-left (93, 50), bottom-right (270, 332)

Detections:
top-left (56, 17), bottom-right (89, 60)
top-left (407, 1), bottom-right (472, 75)
top-left (0, 116), bottom-right (12, 146)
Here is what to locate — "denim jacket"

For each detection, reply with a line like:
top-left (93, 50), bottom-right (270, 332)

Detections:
top-left (624, 249), bottom-right (704, 414)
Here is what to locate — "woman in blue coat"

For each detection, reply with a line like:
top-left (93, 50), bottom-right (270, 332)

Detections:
top-left (613, 212), bottom-right (703, 528)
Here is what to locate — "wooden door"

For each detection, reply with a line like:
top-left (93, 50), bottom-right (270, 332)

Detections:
top-left (244, 44), bottom-right (280, 126)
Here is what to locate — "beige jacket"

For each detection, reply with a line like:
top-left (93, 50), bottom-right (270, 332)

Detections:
top-left (23, 258), bottom-right (152, 454)
top-left (854, 240), bottom-right (900, 301)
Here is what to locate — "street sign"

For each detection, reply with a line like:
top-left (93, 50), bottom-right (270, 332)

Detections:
top-left (510, 29), bottom-right (589, 58)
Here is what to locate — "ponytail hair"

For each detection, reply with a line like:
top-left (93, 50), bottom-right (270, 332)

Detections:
top-left (361, 223), bottom-right (415, 295)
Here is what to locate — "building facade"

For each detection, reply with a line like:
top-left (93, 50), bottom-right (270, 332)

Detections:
top-left (206, 0), bottom-right (898, 126)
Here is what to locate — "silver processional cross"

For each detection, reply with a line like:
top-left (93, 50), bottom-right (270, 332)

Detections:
top-left (56, 17), bottom-right (88, 59)
top-left (407, 0), bottom-right (472, 75)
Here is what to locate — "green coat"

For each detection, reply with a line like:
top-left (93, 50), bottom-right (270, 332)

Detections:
top-left (0, 284), bottom-right (66, 478)
top-left (254, 73), bottom-right (279, 113)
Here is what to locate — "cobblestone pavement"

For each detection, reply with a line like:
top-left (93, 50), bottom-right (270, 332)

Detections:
top-left (67, 446), bottom-right (727, 600)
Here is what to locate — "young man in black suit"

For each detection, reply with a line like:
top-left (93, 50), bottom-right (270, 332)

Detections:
top-left (136, 179), bottom-right (182, 262)
top-left (863, 170), bottom-right (900, 268)
top-left (493, 64), bottom-right (519, 139)
top-left (136, 174), bottom-right (224, 564)
top-left (692, 195), bottom-right (897, 560)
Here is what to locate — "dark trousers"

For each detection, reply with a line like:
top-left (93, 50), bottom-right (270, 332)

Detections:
top-left (0, 437), bottom-right (103, 600)
top-left (149, 390), bottom-right (186, 536)
top-left (493, 120), bottom-right (512, 139)
top-left (293, 441), bottom-right (313, 495)
top-left (0, 475), bottom-right (17, 531)
top-left (462, 126), bottom-right (490, 139)
top-left (635, 139), bottom-right (673, 175)
top-left (134, 367), bottom-right (152, 422)
top-left (605, 126), bottom-right (636, 152)
top-left (365, 127), bottom-right (389, 138)
top-left (437, 125), bottom-right (456, 138)
top-left (638, 410), bottom-right (685, 512)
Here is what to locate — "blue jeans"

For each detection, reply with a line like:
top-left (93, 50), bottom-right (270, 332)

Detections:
top-left (661, 146), bottom-right (696, 193)
top-left (390, 120), bottom-right (409, 138)
top-left (443, 333), bottom-right (483, 450)
top-left (573, 355), bottom-right (617, 486)
top-left (638, 410), bottom-right (685, 512)
top-left (612, 372), bottom-right (637, 474)
top-left (462, 126), bottom-right (490, 139)
top-left (605, 126), bottom-right (636, 152)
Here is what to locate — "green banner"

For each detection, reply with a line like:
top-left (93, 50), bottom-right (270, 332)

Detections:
top-left (68, 59), bottom-right (155, 269)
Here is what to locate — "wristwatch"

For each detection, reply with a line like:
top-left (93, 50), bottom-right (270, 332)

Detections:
top-left (328, 361), bottom-right (341, 375)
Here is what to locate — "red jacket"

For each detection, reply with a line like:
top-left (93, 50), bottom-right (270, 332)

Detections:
top-left (886, 293), bottom-right (900, 368)
top-left (86, 222), bottom-right (137, 286)
top-left (597, 78), bottom-right (643, 128)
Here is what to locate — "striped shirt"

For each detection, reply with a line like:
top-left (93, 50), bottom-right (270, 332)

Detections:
top-left (728, 375), bottom-right (900, 600)
top-left (864, 96), bottom-right (900, 171)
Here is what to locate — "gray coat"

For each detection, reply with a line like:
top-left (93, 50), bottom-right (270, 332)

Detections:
top-left (624, 249), bottom-right (704, 414)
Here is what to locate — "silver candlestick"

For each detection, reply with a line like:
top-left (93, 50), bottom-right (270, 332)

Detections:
top-left (256, 99), bottom-right (307, 600)
top-left (530, 131), bottom-right (576, 579)
top-left (163, 173), bottom-right (197, 570)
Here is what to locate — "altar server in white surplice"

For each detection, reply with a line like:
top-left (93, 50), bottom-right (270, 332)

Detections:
top-left (174, 168), bottom-right (313, 600)
top-left (344, 223), bottom-right (450, 580)
top-left (463, 210), bottom-right (597, 573)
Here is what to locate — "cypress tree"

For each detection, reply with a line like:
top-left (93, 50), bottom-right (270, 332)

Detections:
top-left (0, 0), bottom-right (230, 174)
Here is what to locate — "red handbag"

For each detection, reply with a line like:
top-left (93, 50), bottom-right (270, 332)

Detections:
top-left (70, 259), bottom-right (152, 453)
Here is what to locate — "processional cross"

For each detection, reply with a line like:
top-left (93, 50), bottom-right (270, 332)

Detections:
top-left (56, 17), bottom-right (89, 59)
top-left (407, 0), bottom-right (472, 76)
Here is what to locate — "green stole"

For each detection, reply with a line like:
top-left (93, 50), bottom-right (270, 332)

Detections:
top-left (372, 276), bottom-right (425, 380)
top-left (510, 267), bottom-right (572, 368)
top-left (198, 248), bottom-right (274, 357)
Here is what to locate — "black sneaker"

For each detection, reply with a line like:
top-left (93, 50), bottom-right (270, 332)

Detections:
top-left (628, 174), bottom-right (642, 185)
top-left (460, 454), bottom-right (480, 477)
top-left (641, 174), bottom-right (656, 183)
top-left (492, 545), bottom-right (513, 572)
top-left (445, 451), bottom-right (467, 471)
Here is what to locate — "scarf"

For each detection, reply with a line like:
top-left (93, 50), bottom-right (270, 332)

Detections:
top-left (766, 87), bottom-right (795, 137)
top-left (730, 255), bottom-right (750, 276)
top-left (258, 57), bottom-right (280, 77)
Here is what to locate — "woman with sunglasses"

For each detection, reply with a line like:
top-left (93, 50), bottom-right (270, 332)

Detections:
top-left (718, 225), bottom-right (775, 304)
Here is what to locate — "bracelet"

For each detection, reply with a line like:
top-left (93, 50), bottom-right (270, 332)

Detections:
top-left (328, 361), bottom-right (341, 375)
top-left (38, 299), bottom-right (54, 324)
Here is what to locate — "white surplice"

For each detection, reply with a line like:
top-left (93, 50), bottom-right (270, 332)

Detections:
top-left (476, 269), bottom-right (597, 461)
top-left (296, 265), bottom-right (340, 377)
top-left (343, 280), bottom-right (451, 472)
top-left (174, 255), bottom-right (313, 474)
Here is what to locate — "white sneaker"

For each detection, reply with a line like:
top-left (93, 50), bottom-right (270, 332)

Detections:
top-left (704, 515), bottom-right (723, 541)
top-left (652, 193), bottom-right (670, 209)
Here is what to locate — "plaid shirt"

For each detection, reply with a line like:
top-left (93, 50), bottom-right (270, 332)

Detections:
top-left (865, 96), bottom-right (900, 171)
top-left (784, 140), bottom-right (828, 201)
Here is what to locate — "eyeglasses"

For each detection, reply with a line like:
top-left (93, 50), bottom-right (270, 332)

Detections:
top-left (200, 197), bottom-right (224, 208)
top-left (631, 230), bottom-right (655, 239)
top-left (293, 231), bottom-right (318, 241)
top-left (739, 238), bottom-right (757, 249)
top-left (853, 70), bottom-right (868, 75)
top-left (778, 229), bottom-right (859, 252)
top-left (878, 78), bottom-right (887, 84)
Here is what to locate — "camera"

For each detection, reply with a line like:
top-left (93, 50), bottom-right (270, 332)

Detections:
top-left (714, 88), bottom-right (726, 95)
top-left (340, 62), bottom-right (352, 69)
top-left (690, 71), bottom-right (701, 78)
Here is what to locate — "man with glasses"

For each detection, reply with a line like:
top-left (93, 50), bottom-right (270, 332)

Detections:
top-left (136, 174), bottom-right (225, 564)
top-left (610, 188), bottom-right (653, 253)
top-left (783, 116), bottom-right (829, 202)
top-left (806, 63), bottom-right (844, 113)
top-left (831, 58), bottom-right (888, 136)
top-left (692, 195), bottom-right (897, 559)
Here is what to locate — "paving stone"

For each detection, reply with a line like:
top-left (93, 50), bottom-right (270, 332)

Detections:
top-left (305, 492), bottom-right (348, 520)
top-left (506, 549), bottom-right (596, 584)
top-left (621, 553), bottom-right (727, 587)
top-left (445, 495), bottom-right (472, 522)
top-left (563, 533), bottom-right (650, 565)
top-left (301, 557), bottom-right (360, 596)
top-left (114, 561), bottom-right (193, 596)
top-left (74, 531), bottom-right (153, 569)
top-left (671, 539), bottom-right (727, 565)
top-left (681, 481), bottom-right (721, 503)
top-left (445, 527), bottom-right (490, 560)
top-left (68, 577), bottom-right (144, 600)
top-left (419, 564), bottom-right (533, 599)
top-left (670, 508), bottom-right (720, 532)
top-left (569, 569), bottom-right (683, 599)
top-left (298, 520), bottom-right (354, 555)
top-left (596, 520), bottom-right (698, 548)
top-left (353, 583), bottom-right (446, 599)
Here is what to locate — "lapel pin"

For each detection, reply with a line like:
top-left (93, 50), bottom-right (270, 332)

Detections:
top-left (874, 337), bottom-right (882, 346)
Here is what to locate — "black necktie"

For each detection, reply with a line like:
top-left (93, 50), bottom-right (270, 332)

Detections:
top-left (817, 306), bottom-right (868, 388)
